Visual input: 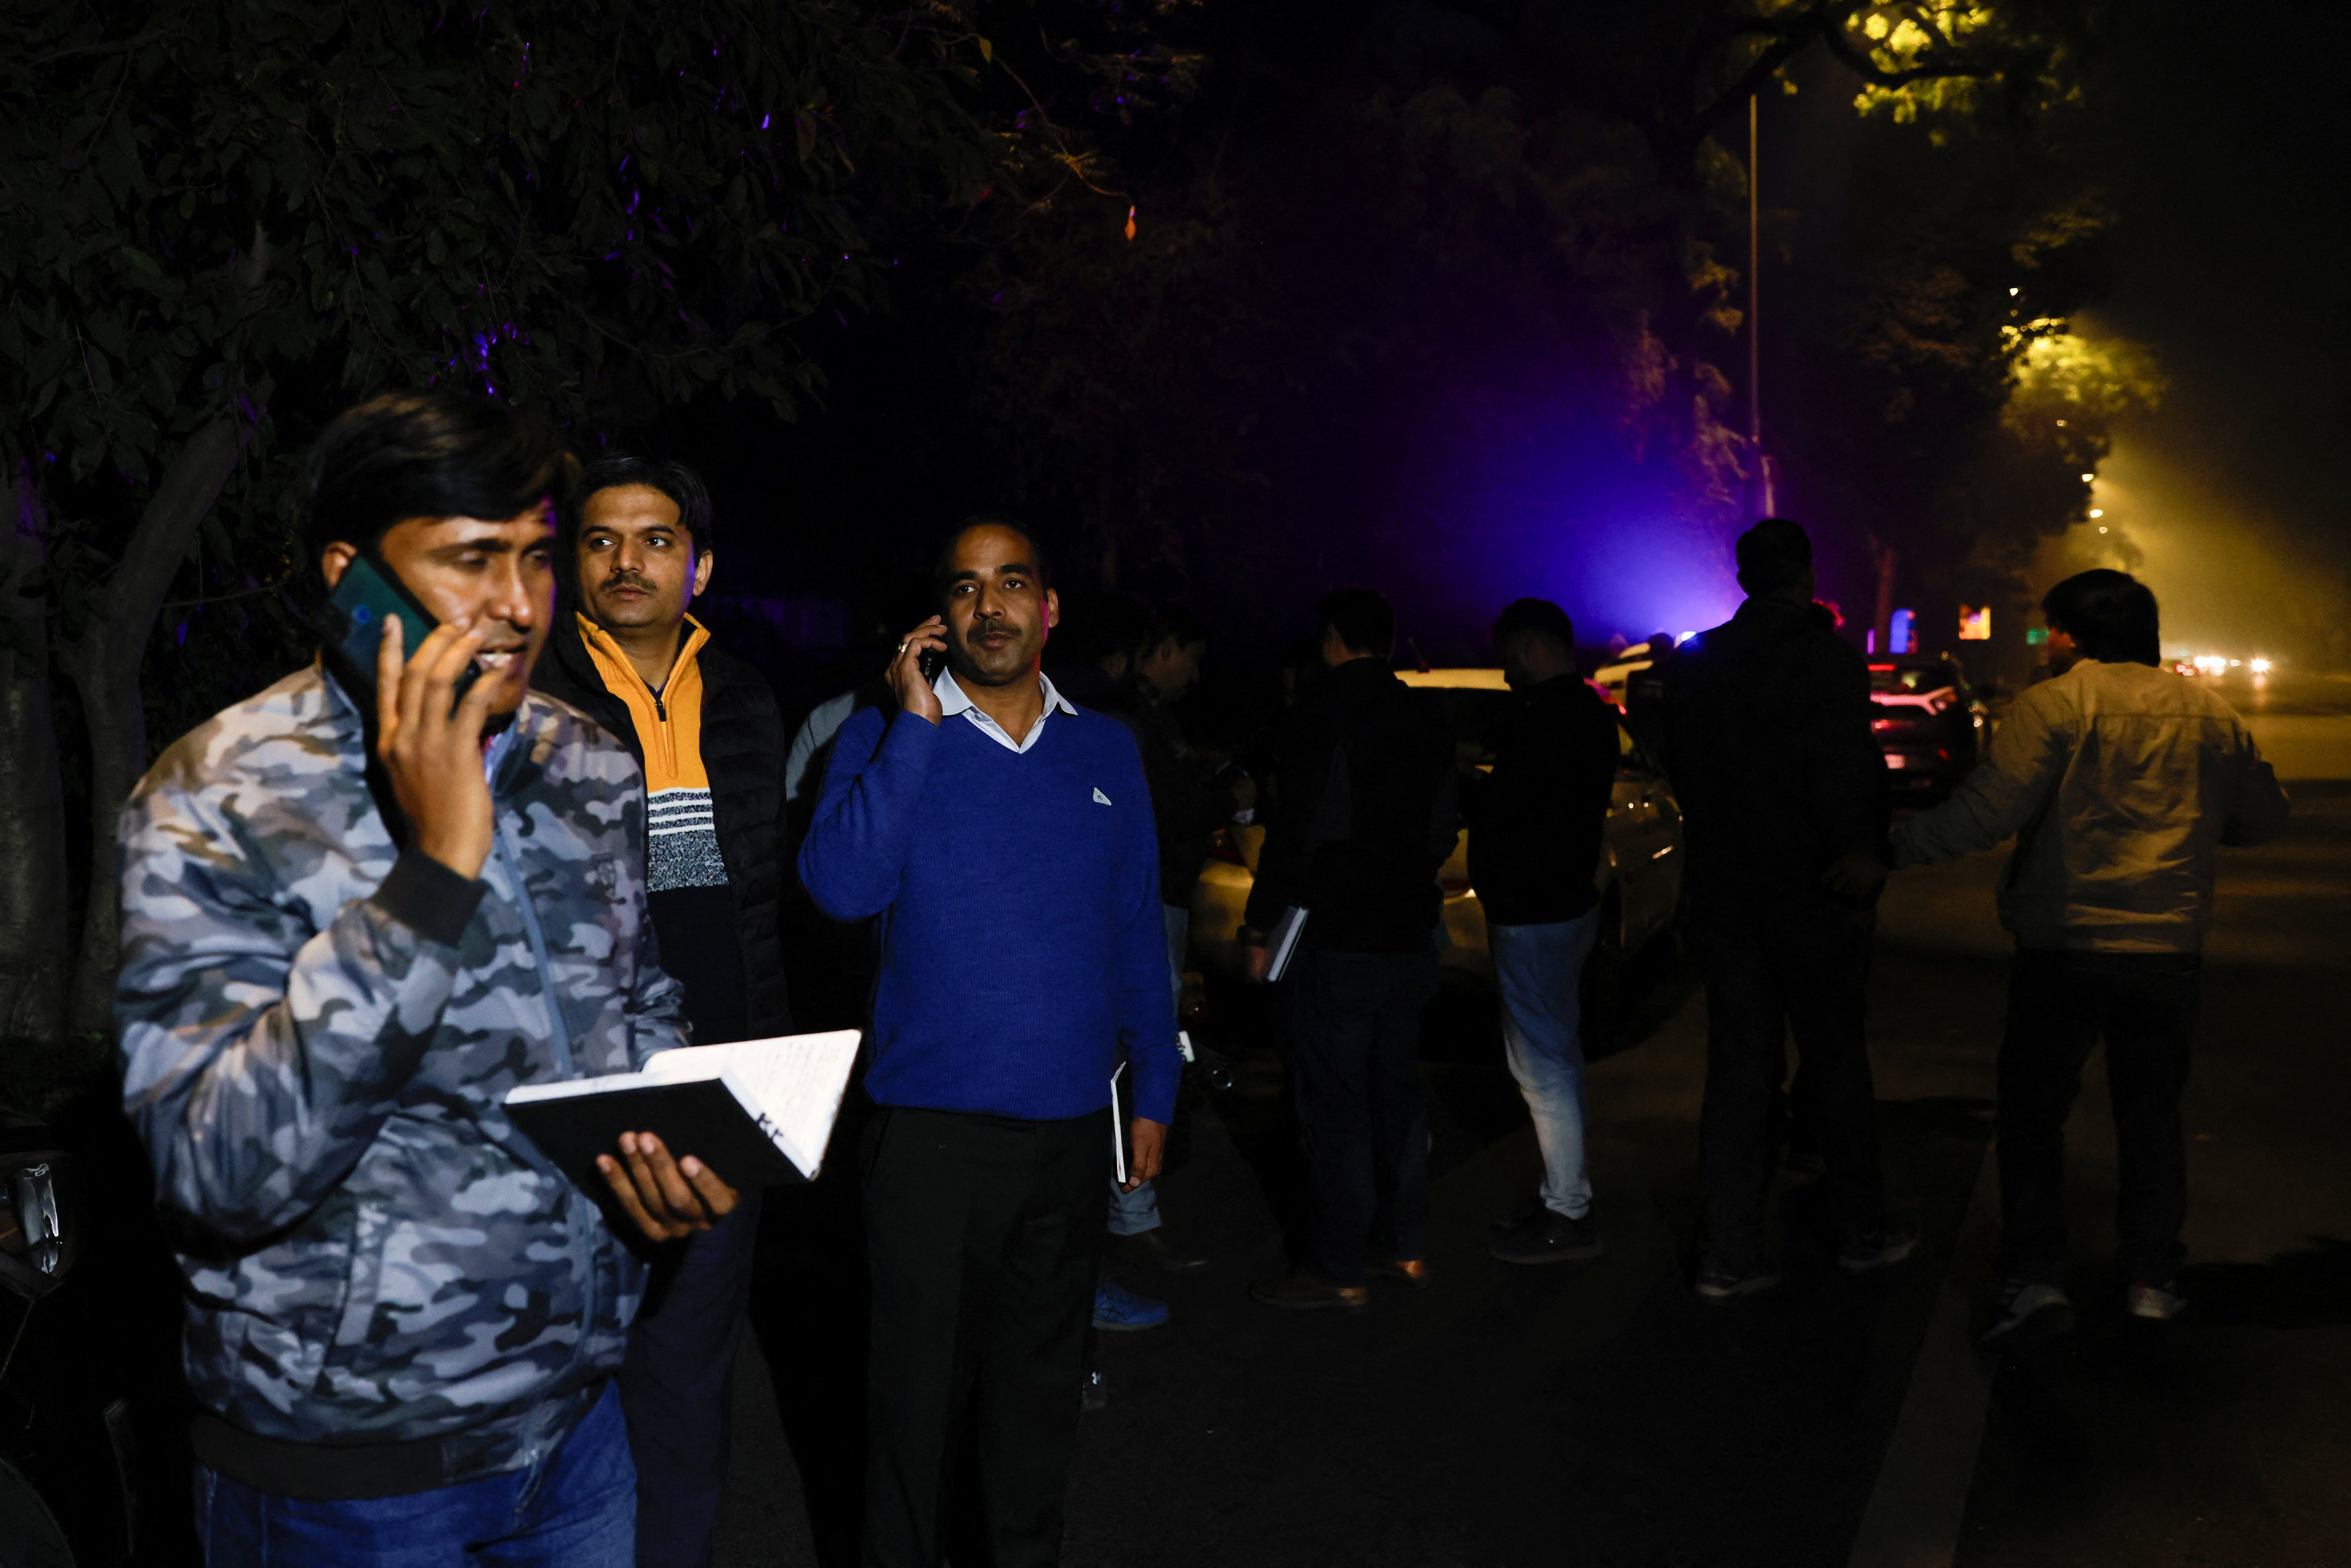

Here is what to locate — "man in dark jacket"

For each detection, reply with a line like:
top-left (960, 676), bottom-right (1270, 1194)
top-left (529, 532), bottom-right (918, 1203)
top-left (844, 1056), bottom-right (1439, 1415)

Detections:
top-left (1658, 518), bottom-right (1912, 1303)
top-left (1244, 588), bottom-right (1460, 1310)
top-left (531, 455), bottom-right (792, 1568)
top-left (1465, 599), bottom-right (1622, 1266)
top-left (1081, 603), bottom-right (1233, 1300)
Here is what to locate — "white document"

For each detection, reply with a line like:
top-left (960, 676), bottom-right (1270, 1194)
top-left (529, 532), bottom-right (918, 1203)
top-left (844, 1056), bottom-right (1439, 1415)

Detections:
top-left (506, 1028), bottom-right (861, 1181)
top-left (1265, 905), bottom-right (1310, 982)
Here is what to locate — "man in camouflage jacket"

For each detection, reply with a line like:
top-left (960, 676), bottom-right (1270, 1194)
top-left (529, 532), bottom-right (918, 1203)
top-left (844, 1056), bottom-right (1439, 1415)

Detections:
top-left (115, 393), bottom-right (730, 1560)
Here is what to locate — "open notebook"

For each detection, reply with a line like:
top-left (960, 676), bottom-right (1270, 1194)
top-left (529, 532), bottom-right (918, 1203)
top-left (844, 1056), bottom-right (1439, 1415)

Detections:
top-left (504, 1030), bottom-right (862, 1194)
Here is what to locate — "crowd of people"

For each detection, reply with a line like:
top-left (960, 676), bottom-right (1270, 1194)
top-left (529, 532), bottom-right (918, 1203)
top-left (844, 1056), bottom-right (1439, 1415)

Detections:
top-left (112, 391), bottom-right (2288, 1567)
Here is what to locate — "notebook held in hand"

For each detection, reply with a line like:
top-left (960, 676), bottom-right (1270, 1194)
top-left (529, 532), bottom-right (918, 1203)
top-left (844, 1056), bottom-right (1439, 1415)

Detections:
top-left (504, 1030), bottom-right (862, 1194)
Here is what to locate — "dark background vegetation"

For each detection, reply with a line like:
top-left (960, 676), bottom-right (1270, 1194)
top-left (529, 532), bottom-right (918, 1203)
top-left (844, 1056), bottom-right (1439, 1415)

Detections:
top-left (9, 0), bottom-right (2326, 1042)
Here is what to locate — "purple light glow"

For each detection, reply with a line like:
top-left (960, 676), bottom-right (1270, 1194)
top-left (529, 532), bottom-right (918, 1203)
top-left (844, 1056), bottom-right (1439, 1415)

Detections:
top-left (1414, 376), bottom-right (1743, 649)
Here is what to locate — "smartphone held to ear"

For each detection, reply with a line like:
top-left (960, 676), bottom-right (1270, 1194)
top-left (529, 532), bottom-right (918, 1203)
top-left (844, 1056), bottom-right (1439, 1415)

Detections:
top-left (317, 555), bottom-right (480, 714)
top-left (917, 645), bottom-right (947, 683)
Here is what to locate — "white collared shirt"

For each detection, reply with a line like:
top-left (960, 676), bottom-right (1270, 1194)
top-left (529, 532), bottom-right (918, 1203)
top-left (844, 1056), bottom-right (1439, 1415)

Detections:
top-left (934, 667), bottom-right (1077, 755)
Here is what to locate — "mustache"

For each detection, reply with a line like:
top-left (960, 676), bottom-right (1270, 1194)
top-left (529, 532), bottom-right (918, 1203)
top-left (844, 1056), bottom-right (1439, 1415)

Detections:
top-left (961, 616), bottom-right (1022, 642)
top-left (599, 569), bottom-right (655, 594)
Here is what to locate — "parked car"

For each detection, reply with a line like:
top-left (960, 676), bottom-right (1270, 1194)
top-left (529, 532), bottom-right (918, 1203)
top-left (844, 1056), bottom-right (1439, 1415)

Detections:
top-left (1868, 656), bottom-right (1989, 797)
top-left (1590, 639), bottom-right (1670, 710)
top-left (0, 1110), bottom-right (134, 1568)
top-left (1188, 669), bottom-right (1684, 990)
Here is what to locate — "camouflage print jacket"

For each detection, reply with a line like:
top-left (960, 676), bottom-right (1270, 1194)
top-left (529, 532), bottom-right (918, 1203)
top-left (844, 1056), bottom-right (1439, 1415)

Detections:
top-left (115, 662), bottom-right (689, 1493)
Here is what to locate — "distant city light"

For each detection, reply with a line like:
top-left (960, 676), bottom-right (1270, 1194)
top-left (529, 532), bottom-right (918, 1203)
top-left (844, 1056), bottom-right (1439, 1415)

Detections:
top-left (2081, 473), bottom-right (2095, 482)
top-left (2098, 526), bottom-right (2109, 533)
top-left (2009, 287), bottom-right (2020, 296)
top-left (1957, 605), bottom-right (1991, 641)
top-left (2251, 657), bottom-right (2274, 674)
top-left (2229, 659), bottom-right (2241, 667)
top-left (2089, 509), bottom-right (2104, 518)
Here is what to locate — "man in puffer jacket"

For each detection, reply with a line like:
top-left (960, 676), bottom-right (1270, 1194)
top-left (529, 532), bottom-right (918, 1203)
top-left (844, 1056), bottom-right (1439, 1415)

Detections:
top-left (116, 393), bottom-right (735, 1563)
top-left (1846, 568), bottom-right (2288, 1348)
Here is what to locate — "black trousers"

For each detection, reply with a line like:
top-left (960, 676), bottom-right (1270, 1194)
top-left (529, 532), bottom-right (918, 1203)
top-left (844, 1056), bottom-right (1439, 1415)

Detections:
top-left (1690, 898), bottom-right (1886, 1268)
top-left (618, 1188), bottom-right (762, 1568)
top-left (861, 1105), bottom-right (1110, 1568)
top-left (1286, 948), bottom-right (1440, 1284)
top-left (1997, 946), bottom-right (2202, 1286)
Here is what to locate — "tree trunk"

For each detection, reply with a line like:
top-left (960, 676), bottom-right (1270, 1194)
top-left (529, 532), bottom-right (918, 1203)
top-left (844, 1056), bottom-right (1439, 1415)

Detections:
top-left (59, 383), bottom-right (272, 1034)
top-left (0, 469), bottom-right (69, 1043)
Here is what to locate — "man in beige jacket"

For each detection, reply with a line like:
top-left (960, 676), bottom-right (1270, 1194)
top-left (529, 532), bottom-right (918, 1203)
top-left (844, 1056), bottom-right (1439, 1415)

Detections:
top-left (1837, 569), bottom-right (2288, 1347)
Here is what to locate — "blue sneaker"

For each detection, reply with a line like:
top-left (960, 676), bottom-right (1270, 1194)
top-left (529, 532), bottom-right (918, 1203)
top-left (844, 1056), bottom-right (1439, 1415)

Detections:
top-left (1092, 1276), bottom-right (1169, 1332)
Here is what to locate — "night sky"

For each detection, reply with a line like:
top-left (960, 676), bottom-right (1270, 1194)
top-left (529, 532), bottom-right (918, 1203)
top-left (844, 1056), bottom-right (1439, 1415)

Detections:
top-left (2075, 0), bottom-right (2351, 662)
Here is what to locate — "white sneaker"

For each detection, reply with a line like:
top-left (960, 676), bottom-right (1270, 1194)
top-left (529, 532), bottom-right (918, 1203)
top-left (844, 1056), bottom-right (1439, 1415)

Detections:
top-left (2125, 1279), bottom-right (2188, 1322)
top-left (1980, 1279), bottom-right (2073, 1348)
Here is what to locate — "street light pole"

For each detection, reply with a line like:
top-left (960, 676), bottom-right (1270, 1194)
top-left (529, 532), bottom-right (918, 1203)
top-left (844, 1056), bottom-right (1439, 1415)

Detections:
top-left (1748, 92), bottom-right (1773, 517)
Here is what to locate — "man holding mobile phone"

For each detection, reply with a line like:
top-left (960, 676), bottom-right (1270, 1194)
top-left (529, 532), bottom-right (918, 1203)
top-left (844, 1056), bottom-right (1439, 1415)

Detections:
top-left (115, 393), bottom-right (734, 1563)
top-left (799, 518), bottom-right (1180, 1568)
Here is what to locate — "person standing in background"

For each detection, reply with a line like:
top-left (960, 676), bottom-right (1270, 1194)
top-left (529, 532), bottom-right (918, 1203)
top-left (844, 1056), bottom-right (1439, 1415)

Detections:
top-left (1466, 598), bottom-right (1622, 1266)
top-left (1243, 588), bottom-right (1459, 1311)
top-left (1081, 603), bottom-right (1244, 1310)
top-left (1658, 518), bottom-right (1915, 1303)
top-left (532, 454), bottom-right (794, 1568)
top-left (1838, 568), bottom-right (2289, 1346)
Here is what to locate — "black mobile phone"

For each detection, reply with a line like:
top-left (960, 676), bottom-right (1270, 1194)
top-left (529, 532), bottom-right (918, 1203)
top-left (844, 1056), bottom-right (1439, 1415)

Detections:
top-left (918, 646), bottom-right (947, 682)
top-left (316, 555), bottom-right (480, 714)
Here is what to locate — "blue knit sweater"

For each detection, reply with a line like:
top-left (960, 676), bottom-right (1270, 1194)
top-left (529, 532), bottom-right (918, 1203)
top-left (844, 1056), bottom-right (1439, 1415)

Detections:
top-left (797, 700), bottom-right (1180, 1125)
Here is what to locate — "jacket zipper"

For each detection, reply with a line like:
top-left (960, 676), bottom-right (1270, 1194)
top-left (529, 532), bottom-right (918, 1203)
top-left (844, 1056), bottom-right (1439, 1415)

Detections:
top-left (490, 807), bottom-right (605, 1373)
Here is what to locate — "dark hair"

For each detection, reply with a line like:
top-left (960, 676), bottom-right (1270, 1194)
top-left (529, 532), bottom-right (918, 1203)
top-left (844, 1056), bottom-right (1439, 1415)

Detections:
top-left (1492, 597), bottom-right (1576, 652)
top-left (1318, 587), bottom-right (1396, 658)
top-left (572, 454), bottom-right (716, 553)
top-left (1734, 517), bottom-right (1813, 596)
top-left (300, 392), bottom-right (569, 572)
top-left (1144, 601), bottom-right (1208, 652)
top-left (2042, 568), bottom-right (2161, 666)
top-left (934, 515), bottom-right (1052, 598)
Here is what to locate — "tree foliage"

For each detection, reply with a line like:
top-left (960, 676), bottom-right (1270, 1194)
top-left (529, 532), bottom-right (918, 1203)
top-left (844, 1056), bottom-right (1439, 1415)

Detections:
top-left (0, 0), bottom-right (1005, 1033)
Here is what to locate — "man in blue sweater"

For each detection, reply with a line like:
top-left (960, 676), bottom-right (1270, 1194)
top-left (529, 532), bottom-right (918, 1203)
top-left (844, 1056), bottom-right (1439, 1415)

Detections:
top-left (798, 518), bottom-right (1180, 1568)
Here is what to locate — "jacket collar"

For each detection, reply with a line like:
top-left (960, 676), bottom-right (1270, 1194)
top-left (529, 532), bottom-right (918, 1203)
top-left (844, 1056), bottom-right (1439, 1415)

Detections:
top-left (575, 612), bottom-right (710, 698)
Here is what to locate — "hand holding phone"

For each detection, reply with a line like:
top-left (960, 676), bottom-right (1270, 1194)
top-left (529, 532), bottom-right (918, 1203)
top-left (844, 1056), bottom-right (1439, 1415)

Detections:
top-left (890, 617), bottom-right (948, 726)
top-left (320, 555), bottom-right (480, 716)
top-left (373, 611), bottom-right (500, 881)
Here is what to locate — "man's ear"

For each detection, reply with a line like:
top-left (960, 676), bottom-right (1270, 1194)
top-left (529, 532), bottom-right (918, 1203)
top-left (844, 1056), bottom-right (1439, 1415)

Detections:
top-left (320, 542), bottom-right (357, 592)
top-left (1044, 587), bottom-right (1061, 630)
top-left (692, 546), bottom-right (715, 599)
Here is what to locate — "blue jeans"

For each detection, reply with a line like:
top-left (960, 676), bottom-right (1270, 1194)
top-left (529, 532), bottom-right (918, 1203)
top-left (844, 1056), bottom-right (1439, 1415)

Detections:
top-left (196, 1382), bottom-right (634, 1567)
top-left (1107, 902), bottom-right (1192, 1237)
top-left (1491, 911), bottom-right (1602, 1221)
top-left (619, 1190), bottom-right (762, 1568)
